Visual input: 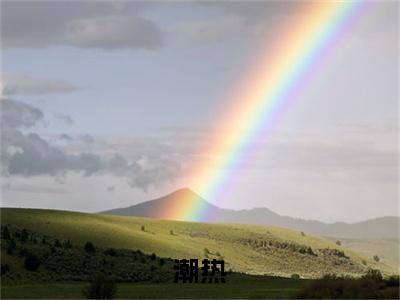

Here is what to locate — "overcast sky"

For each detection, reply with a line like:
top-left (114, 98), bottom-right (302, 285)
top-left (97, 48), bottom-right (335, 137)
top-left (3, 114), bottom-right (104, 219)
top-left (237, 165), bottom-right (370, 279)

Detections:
top-left (1, 1), bottom-right (398, 223)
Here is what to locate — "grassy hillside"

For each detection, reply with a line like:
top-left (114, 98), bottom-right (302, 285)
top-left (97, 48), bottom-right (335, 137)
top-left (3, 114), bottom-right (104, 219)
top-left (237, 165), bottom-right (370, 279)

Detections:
top-left (324, 236), bottom-right (400, 270)
top-left (1, 208), bottom-right (395, 278)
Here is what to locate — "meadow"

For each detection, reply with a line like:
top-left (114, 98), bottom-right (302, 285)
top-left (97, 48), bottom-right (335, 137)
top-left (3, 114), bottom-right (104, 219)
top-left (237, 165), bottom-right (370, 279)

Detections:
top-left (1, 207), bottom-right (394, 278)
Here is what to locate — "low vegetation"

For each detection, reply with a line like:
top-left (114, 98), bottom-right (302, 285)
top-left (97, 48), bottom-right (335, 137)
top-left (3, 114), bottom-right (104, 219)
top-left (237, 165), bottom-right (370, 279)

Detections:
top-left (297, 270), bottom-right (399, 298)
top-left (1, 224), bottom-right (175, 283)
top-left (1, 208), bottom-right (394, 278)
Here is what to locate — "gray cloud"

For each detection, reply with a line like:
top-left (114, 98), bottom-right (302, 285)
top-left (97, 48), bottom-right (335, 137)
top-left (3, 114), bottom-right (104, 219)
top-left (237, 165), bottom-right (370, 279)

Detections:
top-left (2, 182), bottom-right (68, 195)
top-left (158, 125), bottom-right (398, 185)
top-left (2, 1), bottom-right (163, 50)
top-left (54, 113), bottom-right (74, 125)
top-left (2, 75), bottom-right (81, 96)
top-left (1, 99), bottom-right (181, 191)
top-left (80, 134), bottom-right (95, 144)
top-left (59, 134), bottom-right (73, 142)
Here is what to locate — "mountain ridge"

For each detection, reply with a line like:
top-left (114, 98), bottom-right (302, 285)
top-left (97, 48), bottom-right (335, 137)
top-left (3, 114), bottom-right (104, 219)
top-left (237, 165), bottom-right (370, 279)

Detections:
top-left (100, 188), bottom-right (399, 239)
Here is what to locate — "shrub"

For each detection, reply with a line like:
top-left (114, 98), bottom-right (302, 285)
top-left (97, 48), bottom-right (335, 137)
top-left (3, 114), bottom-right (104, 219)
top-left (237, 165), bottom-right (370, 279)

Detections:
top-left (150, 253), bottom-right (156, 260)
top-left (216, 251), bottom-right (221, 257)
top-left (204, 248), bottom-right (210, 258)
top-left (362, 269), bottom-right (383, 282)
top-left (104, 248), bottom-right (117, 256)
top-left (24, 252), bottom-right (41, 271)
top-left (1, 263), bottom-right (10, 275)
top-left (141, 225), bottom-right (145, 231)
top-left (170, 230), bottom-right (174, 235)
top-left (54, 239), bottom-right (62, 247)
top-left (291, 274), bottom-right (300, 279)
top-left (385, 275), bottom-right (399, 287)
top-left (20, 229), bottom-right (28, 243)
top-left (82, 273), bottom-right (117, 299)
top-left (84, 241), bottom-right (96, 254)
top-left (362, 259), bottom-right (367, 265)
top-left (373, 255), bottom-right (380, 262)
top-left (64, 239), bottom-right (72, 248)
top-left (336, 240), bottom-right (341, 246)
top-left (300, 231), bottom-right (305, 236)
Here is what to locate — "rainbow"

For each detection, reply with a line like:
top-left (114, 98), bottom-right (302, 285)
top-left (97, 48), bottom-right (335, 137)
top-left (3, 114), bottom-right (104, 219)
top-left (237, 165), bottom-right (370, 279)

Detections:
top-left (163, 1), bottom-right (367, 221)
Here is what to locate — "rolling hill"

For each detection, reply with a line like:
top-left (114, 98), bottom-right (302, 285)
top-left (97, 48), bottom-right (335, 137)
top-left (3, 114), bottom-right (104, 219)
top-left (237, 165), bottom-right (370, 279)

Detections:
top-left (101, 188), bottom-right (399, 239)
top-left (1, 207), bottom-right (396, 278)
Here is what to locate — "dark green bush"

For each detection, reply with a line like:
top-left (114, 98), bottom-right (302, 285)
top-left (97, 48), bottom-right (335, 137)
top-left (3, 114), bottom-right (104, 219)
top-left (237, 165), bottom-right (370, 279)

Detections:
top-left (24, 252), bottom-right (41, 271)
top-left (82, 273), bottom-right (117, 299)
top-left (104, 248), bottom-right (117, 256)
top-left (20, 229), bottom-right (29, 243)
top-left (2, 226), bottom-right (11, 240)
top-left (84, 242), bottom-right (96, 254)
top-left (384, 275), bottom-right (399, 287)
top-left (7, 238), bottom-right (16, 254)
top-left (1, 263), bottom-right (10, 275)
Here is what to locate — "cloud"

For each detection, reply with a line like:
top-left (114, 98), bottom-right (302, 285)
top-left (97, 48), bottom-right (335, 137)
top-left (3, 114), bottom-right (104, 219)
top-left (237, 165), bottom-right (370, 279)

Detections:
top-left (54, 113), bottom-right (74, 125)
top-left (1, 98), bottom-right (182, 191)
top-left (2, 182), bottom-right (68, 195)
top-left (1, 97), bottom-right (44, 128)
top-left (80, 134), bottom-right (95, 144)
top-left (159, 125), bottom-right (398, 185)
top-left (2, 1), bottom-right (163, 50)
top-left (1, 75), bottom-right (81, 96)
top-left (59, 134), bottom-right (73, 142)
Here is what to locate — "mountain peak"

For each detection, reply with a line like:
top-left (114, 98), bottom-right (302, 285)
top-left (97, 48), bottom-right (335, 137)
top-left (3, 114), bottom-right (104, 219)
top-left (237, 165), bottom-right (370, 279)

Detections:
top-left (167, 187), bottom-right (199, 198)
top-left (101, 188), bottom-right (213, 221)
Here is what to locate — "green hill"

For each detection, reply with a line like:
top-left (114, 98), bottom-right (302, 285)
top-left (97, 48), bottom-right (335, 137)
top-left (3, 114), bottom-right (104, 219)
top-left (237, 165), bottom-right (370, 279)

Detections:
top-left (1, 208), bottom-right (396, 278)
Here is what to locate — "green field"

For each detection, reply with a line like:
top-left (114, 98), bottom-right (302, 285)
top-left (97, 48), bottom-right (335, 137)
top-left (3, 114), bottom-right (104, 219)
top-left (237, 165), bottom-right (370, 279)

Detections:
top-left (1, 276), bottom-right (303, 299)
top-left (1, 208), bottom-right (395, 278)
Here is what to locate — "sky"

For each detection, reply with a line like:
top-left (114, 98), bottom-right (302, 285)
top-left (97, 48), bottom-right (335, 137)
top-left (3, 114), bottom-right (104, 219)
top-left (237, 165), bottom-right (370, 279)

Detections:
top-left (1, 1), bottom-right (398, 223)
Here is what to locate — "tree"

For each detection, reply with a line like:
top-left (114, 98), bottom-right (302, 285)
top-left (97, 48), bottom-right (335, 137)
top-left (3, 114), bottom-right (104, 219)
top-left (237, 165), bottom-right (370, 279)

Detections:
top-left (7, 239), bottom-right (16, 255)
top-left (2, 226), bottom-right (11, 240)
top-left (64, 239), bottom-right (72, 248)
top-left (24, 252), bottom-right (41, 271)
top-left (373, 255), bottom-right (380, 262)
top-left (20, 229), bottom-right (28, 243)
top-left (82, 274), bottom-right (117, 299)
top-left (84, 241), bottom-right (96, 254)
top-left (54, 239), bottom-right (62, 247)
top-left (141, 225), bottom-right (145, 232)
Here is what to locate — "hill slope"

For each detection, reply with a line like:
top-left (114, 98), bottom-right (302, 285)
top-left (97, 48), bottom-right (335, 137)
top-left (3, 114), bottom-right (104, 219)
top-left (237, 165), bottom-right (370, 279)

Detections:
top-left (101, 188), bottom-right (399, 239)
top-left (1, 207), bottom-right (395, 278)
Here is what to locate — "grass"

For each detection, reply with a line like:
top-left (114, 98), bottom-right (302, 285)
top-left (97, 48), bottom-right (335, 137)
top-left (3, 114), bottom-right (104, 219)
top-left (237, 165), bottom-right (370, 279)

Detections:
top-left (324, 236), bottom-right (400, 270)
top-left (1, 276), bottom-right (303, 299)
top-left (1, 208), bottom-right (395, 278)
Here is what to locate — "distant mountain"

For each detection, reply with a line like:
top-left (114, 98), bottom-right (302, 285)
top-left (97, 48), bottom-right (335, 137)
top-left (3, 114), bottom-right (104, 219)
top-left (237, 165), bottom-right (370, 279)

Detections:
top-left (101, 188), bottom-right (399, 239)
